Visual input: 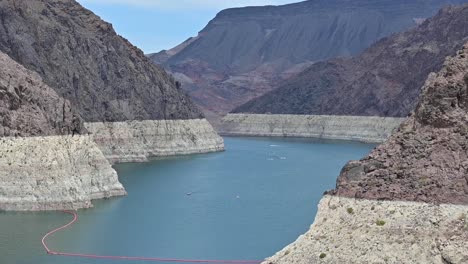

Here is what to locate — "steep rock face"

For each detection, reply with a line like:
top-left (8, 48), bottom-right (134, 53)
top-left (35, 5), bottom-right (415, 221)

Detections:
top-left (0, 50), bottom-right (125, 211)
top-left (329, 43), bottom-right (468, 205)
top-left (85, 120), bottom-right (225, 164)
top-left (0, 136), bottom-right (126, 211)
top-left (264, 44), bottom-right (468, 264)
top-left (220, 114), bottom-right (404, 143)
top-left (151, 0), bottom-right (466, 118)
top-left (235, 5), bottom-right (468, 118)
top-left (264, 196), bottom-right (468, 264)
top-left (0, 0), bottom-right (224, 163)
top-left (0, 0), bottom-right (202, 122)
top-left (0, 52), bottom-right (84, 136)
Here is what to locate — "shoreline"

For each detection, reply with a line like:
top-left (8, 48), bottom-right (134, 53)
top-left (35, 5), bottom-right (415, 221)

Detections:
top-left (219, 114), bottom-right (405, 143)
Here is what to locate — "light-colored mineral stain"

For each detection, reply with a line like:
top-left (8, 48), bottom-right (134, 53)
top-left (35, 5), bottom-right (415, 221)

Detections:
top-left (0, 137), bottom-right (374, 264)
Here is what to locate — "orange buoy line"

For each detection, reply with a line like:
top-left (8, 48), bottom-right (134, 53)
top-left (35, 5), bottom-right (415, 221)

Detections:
top-left (41, 210), bottom-right (263, 263)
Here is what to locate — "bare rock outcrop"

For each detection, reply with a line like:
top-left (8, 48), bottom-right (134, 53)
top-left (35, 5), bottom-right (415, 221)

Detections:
top-left (0, 52), bottom-right (84, 137)
top-left (219, 114), bottom-right (404, 143)
top-left (0, 0), bottom-right (224, 162)
top-left (264, 42), bottom-right (468, 264)
top-left (85, 119), bottom-right (225, 164)
top-left (0, 50), bottom-right (125, 211)
top-left (0, 0), bottom-right (202, 122)
top-left (235, 5), bottom-right (468, 118)
top-left (151, 0), bottom-right (467, 119)
top-left (330, 43), bottom-right (468, 205)
top-left (0, 136), bottom-right (126, 211)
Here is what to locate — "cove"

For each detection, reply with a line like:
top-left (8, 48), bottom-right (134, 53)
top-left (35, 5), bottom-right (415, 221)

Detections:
top-left (0, 137), bottom-right (374, 264)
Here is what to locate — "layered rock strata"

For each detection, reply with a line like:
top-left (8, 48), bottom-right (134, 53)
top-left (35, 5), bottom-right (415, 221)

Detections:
top-left (235, 5), bottom-right (468, 118)
top-left (265, 196), bottom-right (468, 264)
top-left (0, 136), bottom-right (125, 211)
top-left (85, 119), bottom-right (225, 164)
top-left (264, 44), bottom-right (468, 263)
top-left (0, 51), bottom-right (124, 211)
top-left (220, 114), bottom-right (404, 143)
top-left (151, 0), bottom-right (466, 118)
top-left (0, 0), bottom-right (224, 161)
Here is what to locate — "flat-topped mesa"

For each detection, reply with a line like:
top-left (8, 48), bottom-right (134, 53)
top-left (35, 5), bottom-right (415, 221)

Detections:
top-left (234, 4), bottom-right (468, 118)
top-left (0, 0), bottom-right (224, 162)
top-left (0, 51), bottom-right (125, 211)
top-left (264, 44), bottom-right (468, 264)
top-left (329, 43), bottom-right (468, 205)
top-left (152, 0), bottom-right (467, 118)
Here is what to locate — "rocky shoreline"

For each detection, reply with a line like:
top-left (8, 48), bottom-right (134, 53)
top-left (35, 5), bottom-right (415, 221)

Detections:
top-left (85, 119), bottom-right (225, 164)
top-left (265, 195), bottom-right (468, 264)
top-left (219, 114), bottom-right (404, 143)
top-left (0, 135), bottom-right (126, 211)
top-left (264, 43), bottom-right (468, 264)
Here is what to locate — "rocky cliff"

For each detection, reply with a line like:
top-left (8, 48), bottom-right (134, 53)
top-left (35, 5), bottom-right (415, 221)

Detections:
top-left (0, 0), bottom-right (201, 122)
top-left (0, 0), bottom-right (224, 162)
top-left (150, 0), bottom-right (467, 119)
top-left (220, 114), bottom-right (404, 143)
top-left (235, 5), bottom-right (468, 118)
top-left (0, 51), bottom-right (125, 211)
top-left (263, 43), bottom-right (468, 264)
top-left (0, 52), bottom-right (83, 137)
top-left (85, 119), bottom-right (224, 164)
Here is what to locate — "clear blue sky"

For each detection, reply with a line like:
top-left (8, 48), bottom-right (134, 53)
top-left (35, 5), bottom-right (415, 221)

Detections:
top-left (77, 0), bottom-right (299, 54)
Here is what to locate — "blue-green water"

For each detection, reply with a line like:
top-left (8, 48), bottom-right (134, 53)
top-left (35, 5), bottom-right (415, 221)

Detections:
top-left (0, 137), bottom-right (374, 264)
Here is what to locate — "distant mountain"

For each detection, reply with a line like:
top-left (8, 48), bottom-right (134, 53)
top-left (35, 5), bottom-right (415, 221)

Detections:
top-left (149, 0), bottom-right (467, 120)
top-left (234, 5), bottom-right (468, 117)
top-left (0, 0), bottom-right (202, 122)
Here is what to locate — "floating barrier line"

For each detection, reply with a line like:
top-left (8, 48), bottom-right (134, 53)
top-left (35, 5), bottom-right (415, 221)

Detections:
top-left (41, 210), bottom-right (263, 263)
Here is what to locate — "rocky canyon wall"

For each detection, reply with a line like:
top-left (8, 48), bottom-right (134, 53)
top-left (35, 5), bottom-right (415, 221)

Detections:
top-left (220, 114), bottom-right (404, 143)
top-left (263, 43), bottom-right (468, 264)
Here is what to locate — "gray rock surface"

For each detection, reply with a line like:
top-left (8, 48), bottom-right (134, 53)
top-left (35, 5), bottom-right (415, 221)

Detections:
top-left (0, 135), bottom-right (126, 211)
top-left (0, 45), bottom-right (124, 211)
top-left (264, 196), bottom-right (468, 264)
top-left (150, 0), bottom-right (467, 117)
top-left (0, 51), bottom-right (84, 136)
top-left (235, 5), bottom-right (468, 118)
top-left (329, 42), bottom-right (468, 205)
top-left (85, 119), bottom-right (225, 164)
top-left (0, 0), bottom-right (202, 122)
top-left (220, 114), bottom-right (404, 143)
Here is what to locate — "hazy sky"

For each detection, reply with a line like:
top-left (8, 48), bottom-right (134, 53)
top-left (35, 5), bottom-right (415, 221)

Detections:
top-left (77, 0), bottom-right (299, 54)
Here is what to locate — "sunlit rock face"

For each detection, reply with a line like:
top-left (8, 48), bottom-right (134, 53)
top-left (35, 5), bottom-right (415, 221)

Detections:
top-left (264, 43), bottom-right (468, 264)
top-left (235, 5), bottom-right (468, 119)
top-left (0, 51), bottom-right (125, 211)
top-left (150, 0), bottom-right (467, 118)
top-left (0, 0), bottom-right (224, 162)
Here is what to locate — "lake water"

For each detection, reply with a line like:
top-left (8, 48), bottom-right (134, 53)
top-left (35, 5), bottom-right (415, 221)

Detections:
top-left (0, 137), bottom-right (374, 264)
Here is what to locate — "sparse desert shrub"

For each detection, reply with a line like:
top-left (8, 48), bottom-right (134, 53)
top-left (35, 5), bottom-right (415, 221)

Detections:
top-left (347, 207), bottom-right (354, 214)
top-left (319, 253), bottom-right (327, 259)
top-left (376, 220), bottom-right (386, 226)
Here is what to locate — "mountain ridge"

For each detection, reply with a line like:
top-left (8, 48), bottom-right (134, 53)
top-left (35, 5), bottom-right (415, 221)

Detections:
top-left (149, 0), bottom-right (467, 118)
top-left (234, 4), bottom-right (468, 117)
